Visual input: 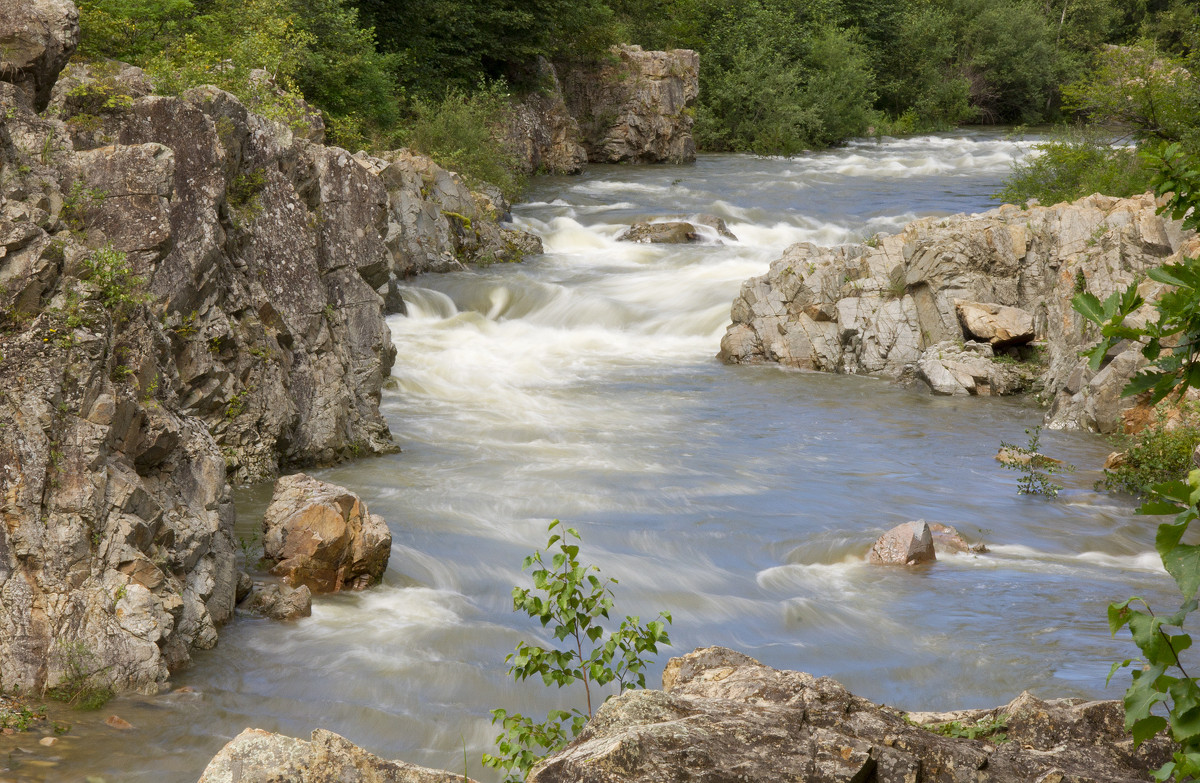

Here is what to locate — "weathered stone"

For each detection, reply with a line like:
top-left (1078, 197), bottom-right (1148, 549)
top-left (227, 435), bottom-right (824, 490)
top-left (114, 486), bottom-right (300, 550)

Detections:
top-left (618, 221), bottom-right (700, 244)
top-left (0, 0), bottom-right (78, 112)
top-left (868, 520), bottom-right (936, 565)
top-left (501, 57), bottom-right (588, 176)
top-left (199, 728), bottom-right (477, 783)
top-left (529, 646), bottom-right (1172, 783)
top-left (928, 522), bottom-right (988, 554)
top-left (720, 194), bottom-right (1195, 433)
top-left (957, 300), bottom-right (1036, 346)
top-left (560, 45), bottom-right (699, 164)
top-left (261, 474), bottom-right (390, 592)
top-left (240, 583), bottom-right (312, 621)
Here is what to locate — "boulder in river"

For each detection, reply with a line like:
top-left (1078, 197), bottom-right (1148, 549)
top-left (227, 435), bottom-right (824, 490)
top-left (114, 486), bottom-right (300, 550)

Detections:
top-left (618, 221), bottom-right (700, 244)
top-left (239, 583), bottom-right (313, 621)
top-left (198, 727), bottom-right (476, 783)
top-left (261, 474), bottom-right (391, 592)
top-left (527, 646), bottom-right (1171, 782)
top-left (868, 520), bottom-right (936, 565)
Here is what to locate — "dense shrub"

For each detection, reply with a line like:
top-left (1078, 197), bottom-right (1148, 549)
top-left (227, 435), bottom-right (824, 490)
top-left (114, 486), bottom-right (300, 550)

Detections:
top-left (1101, 407), bottom-right (1200, 497)
top-left (995, 129), bottom-right (1154, 207)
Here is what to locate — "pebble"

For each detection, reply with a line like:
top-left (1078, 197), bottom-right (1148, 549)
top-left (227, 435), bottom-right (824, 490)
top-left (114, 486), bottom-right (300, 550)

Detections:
top-left (104, 715), bottom-right (133, 730)
top-left (38, 736), bottom-right (57, 746)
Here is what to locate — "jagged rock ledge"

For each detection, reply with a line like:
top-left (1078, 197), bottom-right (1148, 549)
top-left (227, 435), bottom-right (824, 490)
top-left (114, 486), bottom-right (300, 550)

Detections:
top-left (198, 646), bottom-right (1171, 783)
top-left (0, 0), bottom-right (542, 696)
top-left (719, 193), bottom-right (1200, 434)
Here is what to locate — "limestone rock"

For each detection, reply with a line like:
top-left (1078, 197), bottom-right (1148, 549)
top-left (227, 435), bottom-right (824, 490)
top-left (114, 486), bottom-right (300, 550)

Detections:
top-left (261, 474), bottom-right (390, 592)
top-left (0, 0), bottom-right (78, 112)
top-left (720, 193), bottom-right (1194, 433)
top-left (560, 45), bottom-right (699, 164)
top-left (240, 583), bottom-right (312, 621)
top-left (529, 646), bottom-right (1171, 783)
top-left (199, 728), bottom-right (476, 783)
top-left (618, 221), bottom-right (700, 244)
top-left (868, 521), bottom-right (936, 565)
top-left (957, 300), bottom-right (1035, 346)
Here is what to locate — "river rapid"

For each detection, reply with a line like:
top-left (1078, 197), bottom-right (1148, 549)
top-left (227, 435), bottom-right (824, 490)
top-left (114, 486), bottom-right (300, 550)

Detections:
top-left (5, 132), bottom-right (1179, 782)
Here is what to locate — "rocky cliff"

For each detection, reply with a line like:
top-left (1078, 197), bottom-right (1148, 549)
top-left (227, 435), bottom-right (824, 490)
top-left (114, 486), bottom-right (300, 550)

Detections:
top-left (0, 2), bottom-right (540, 695)
top-left (502, 46), bottom-right (700, 172)
top-left (197, 647), bottom-right (1169, 783)
top-left (720, 193), bottom-right (1198, 433)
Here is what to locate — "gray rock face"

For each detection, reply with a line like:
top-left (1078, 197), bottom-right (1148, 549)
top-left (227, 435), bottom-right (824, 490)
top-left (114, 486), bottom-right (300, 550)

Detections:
top-left (956, 300), bottom-right (1035, 347)
top-left (560, 45), bottom-right (699, 164)
top-left (720, 194), bottom-right (1196, 433)
top-left (528, 646), bottom-right (1172, 783)
top-left (198, 728), bottom-right (476, 783)
top-left (0, 24), bottom-right (539, 693)
top-left (502, 58), bottom-right (589, 175)
top-left (868, 521), bottom-right (936, 565)
top-left (0, 0), bottom-right (78, 111)
top-left (261, 474), bottom-right (390, 592)
top-left (915, 340), bottom-right (1037, 396)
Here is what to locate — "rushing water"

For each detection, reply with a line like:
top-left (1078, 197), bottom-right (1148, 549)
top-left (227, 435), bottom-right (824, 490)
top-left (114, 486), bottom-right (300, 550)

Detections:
top-left (3, 132), bottom-right (1180, 782)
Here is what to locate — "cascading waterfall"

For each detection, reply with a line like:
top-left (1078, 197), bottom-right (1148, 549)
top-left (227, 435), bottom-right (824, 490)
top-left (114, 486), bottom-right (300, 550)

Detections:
top-left (17, 133), bottom-right (1176, 783)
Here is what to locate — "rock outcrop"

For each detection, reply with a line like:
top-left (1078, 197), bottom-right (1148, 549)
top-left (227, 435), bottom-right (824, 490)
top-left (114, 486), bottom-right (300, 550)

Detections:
top-left (502, 58), bottom-right (589, 176)
top-left (239, 583), bottom-right (313, 621)
top-left (199, 728), bottom-right (476, 783)
top-left (261, 473), bottom-right (390, 592)
top-left (0, 1), bottom-right (539, 696)
top-left (0, 0), bottom-right (78, 112)
top-left (528, 646), bottom-right (1172, 782)
top-left (560, 46), bottom-right (699, 165)
top-left (720, 193), bottom-right (1197, 433)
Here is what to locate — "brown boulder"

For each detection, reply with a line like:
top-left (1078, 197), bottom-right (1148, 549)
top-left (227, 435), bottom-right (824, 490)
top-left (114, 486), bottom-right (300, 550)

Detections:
top-left (261, 474), bottom-right (391, 592)
top-left (956, 301), bottom-right (1036, 347)
top-left (868, 520), bottom-right (936, 565)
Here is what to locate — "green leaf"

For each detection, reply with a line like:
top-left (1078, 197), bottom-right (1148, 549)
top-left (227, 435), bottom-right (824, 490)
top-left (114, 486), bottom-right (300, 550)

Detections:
top-left (1072, 291), bottom-right (1106, 324)
top-left (1157, 521), bottom-right (1200, 598)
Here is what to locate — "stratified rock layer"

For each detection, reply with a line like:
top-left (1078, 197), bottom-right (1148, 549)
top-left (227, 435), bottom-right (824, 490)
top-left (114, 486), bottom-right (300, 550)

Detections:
top-left (720, 193), bottom-right (1198, 432)
top-left (528, 646), bottom-right (1172, 783)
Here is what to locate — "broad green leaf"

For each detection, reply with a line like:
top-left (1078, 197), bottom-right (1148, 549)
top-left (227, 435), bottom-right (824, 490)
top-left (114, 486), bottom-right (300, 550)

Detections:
top-left (1157, 522), bottom-right (1200, 598)
top-left (1071, 291), bottom-right (1106, 324)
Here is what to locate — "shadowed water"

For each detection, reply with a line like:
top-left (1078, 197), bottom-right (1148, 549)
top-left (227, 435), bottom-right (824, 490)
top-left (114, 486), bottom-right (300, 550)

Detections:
top-left (3, 132), bottom-right (1177, 782)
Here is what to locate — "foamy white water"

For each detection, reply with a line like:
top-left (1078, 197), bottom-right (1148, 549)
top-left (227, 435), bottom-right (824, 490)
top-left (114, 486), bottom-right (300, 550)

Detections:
top-left (27, 132), bottom-right (1180, 783)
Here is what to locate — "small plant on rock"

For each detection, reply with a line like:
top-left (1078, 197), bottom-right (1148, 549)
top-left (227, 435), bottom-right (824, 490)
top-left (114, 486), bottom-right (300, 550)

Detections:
top-left (998, 425), bottom-right (1073, 497)
top-left (482, 520), bottom-right (672, 783)
top-left (46, 640), bottom-right (114, 711)
top-left (82, 244), bottom-right (147, 319)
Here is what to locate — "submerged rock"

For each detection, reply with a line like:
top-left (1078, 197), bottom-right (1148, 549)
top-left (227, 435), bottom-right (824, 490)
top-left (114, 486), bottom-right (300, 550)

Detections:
top-left (868, 521), bottom-right (936, 565)
top-left (528, 646), bottom-right (1171, 782)
top-left (261, 474), bottom-right (390, 592)
top-left (199, 728), bottom-right (477, 783)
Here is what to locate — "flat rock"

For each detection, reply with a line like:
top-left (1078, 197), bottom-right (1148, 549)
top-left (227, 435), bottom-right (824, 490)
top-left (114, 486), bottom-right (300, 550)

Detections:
top-left (868, 520), bottom-right (936, 565)
top-left (618, 221), bottom-right (700, 244)
top-left (529, 646), bottom-right (1172, 783)
top-left (957, 300), bottom-right (1036, 346)
top-left (198, 728), bottom-right (476, 783)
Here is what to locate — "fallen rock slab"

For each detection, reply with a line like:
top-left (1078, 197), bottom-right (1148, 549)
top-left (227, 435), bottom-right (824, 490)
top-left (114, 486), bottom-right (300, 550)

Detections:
top-left (198, 728), bottom-right (476, 783)
top-left (529, 646), bottom-right (1172, 783)
top-left (868, 520), bottom-right (936, 565)
top-left (261, 474), bottom-right (391, 592)
top-left (956, 301), bottom-right (1035, 347)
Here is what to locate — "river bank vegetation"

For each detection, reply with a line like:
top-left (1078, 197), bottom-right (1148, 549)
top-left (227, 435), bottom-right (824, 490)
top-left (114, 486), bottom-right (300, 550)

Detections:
top-left (73, 0), bottom-right (1199, 189)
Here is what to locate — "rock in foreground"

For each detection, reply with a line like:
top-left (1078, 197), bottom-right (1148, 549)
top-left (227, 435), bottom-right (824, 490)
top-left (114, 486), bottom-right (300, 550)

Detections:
top-left (198, 728), bottom-right (475, 783)
top-left (261, 474), bottom-right (391, 592)
top-left (869, 521), bottom-right (936, 565)
top-left (529, 646), bottom-right (1171, 783)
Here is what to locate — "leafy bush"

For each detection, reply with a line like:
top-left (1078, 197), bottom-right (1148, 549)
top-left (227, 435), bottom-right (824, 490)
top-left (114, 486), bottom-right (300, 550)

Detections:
top-left (46, 641), bottom-right (114, 710)
top-left (995, 129), bottom-right (1154, 207)
top-left (998, 425), bottom-right (1073, 497)
top-left (402, 84), bottom-right (524, 198)
top-left (1103, 407), bottom-right (1200, 497)
top-left (482, 520), bottom-right (671, 782)
top-left (82, 244), bottom-right (147, 319)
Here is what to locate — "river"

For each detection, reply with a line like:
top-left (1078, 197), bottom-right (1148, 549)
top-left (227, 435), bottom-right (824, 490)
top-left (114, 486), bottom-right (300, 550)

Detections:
top-left (2, 132), bottom-right (1177, 782)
